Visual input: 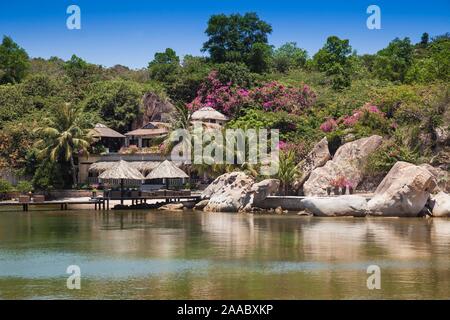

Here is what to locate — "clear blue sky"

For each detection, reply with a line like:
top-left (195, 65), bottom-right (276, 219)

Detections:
top-left (1, 0), bottom-right (449, 69)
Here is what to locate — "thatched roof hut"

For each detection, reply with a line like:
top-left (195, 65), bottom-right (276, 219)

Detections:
top-left (125, 122), bottom-right (170, 137)
top-left (145, 160), bottom-right (189, 180)
top-left (190, 107), bottom-right (229, 122)
top-left (90, 161), bottom-right (160, 175)
top-left (90, 160), bottom-right (184, 175)
top-left (98, 160), bottom-right (145, 180)
top-left (90, 123), bottom-right (125, 138)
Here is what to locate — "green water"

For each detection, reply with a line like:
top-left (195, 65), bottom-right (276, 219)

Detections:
top-left (0, 209), bottom-right (449, 299)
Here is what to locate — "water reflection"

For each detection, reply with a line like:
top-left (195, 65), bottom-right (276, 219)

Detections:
top-left (0, 210), bottom-right (449, 299)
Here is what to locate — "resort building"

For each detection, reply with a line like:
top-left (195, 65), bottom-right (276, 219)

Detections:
top-left (124, 122), bottom-right (170, 148)
top-left (78, 121), bottom-right (188, 188)
top-left (190, 107), bottom-right (229, 127)
top-left (89, 123), bottom-right (125, 153)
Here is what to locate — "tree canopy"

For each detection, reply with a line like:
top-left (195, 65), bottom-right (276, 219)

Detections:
top-left (0, 36), bottom-right (30, 84)
top-left (202, 12), bottom-right (272, 71)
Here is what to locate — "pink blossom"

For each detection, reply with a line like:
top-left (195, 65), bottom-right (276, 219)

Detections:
top-left (320, 118), bottom-right (337, 133)
top-left (277, 141), bottom-right (287, 150)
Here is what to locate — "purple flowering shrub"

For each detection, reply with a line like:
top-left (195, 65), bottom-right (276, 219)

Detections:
top-left (187, 71), bottom-right (316, 116)
top-left (320, 103), bottom-right (390, 134)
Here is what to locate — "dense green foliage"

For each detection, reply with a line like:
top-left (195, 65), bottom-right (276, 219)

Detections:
top-left (0, 12), bottom-right (449, 191)
top-left (0, 36), bottom-right (30, 84)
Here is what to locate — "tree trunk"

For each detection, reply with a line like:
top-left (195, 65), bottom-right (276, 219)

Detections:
top-left (70, 155), bottom-right (77, 187)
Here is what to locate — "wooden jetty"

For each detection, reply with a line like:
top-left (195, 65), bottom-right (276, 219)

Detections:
top-left (0, 198), bottom-right (106, 212)
top-left (0, 194), bottom-right (201, 212)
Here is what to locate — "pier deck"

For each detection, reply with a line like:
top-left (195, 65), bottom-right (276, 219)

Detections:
top-left (0, 195), bottom-right (201, 211)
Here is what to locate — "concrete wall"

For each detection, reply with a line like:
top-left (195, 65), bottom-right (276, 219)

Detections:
top-left (255, 196), bottom-right (306, 211)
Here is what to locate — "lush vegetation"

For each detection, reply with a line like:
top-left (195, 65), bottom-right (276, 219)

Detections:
top-left (0, 12), bottom-right (448, 191)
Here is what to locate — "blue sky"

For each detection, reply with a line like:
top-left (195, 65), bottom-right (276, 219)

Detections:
top-left (0, 0), bottom-right (449, 68)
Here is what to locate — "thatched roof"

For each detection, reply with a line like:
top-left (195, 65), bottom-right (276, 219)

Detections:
top-left (98, 160), bottom-right (145, 180)
top-left (125, 122), bottom-right (170, 137)
top-left (90, 161), bottom-right (160, 174)
top-left (190, 121), bottom-right (223, 130)
top-left (90, 123), bottom-right (125, 138)
top-left (89, 160), bottom-right (184, 174)
top-left (145, 160), bottom-right (189, 180)
top-left (191, 107), bottom-right (229, 121)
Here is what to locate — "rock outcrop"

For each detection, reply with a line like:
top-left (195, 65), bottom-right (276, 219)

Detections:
top-left (293, 137), bottom-right (331, 190)
top-left (419, 164), bottom-right (450, 193)
top-left (429, 192), bottom-right (450, 217)
top-left (132, 92), bottom-right (175, 129)
top-left (303, 135), bottom-right (383, 196)
top-left (194, 199), bottom-right (209, 210)
top-left (245, 179), bottom-right (280, 208)
top-left (201, 173), bottom-right (280, 212)
top-left (301, 195), bottom-right (368, 217)
top-left (202, 172), bottom-right (255, 212)
top-left (158, 203), bottom-right (184, 211)
top-left (367, 162), bottom-right (437, 217)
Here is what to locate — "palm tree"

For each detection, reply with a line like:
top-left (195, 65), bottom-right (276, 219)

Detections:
top-left (34, 103), bottom-right (92, 186)
top-left (276, 150), bottom-right (300, 195)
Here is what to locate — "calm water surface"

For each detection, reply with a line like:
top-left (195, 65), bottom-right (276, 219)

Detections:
top-left (0, 209), bottom-right (449, 299)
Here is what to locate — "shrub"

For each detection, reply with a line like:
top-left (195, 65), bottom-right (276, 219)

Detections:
top-left (364, 140), bottom-right (419, 177)
top-left (0, 179), bottom-right (13, 193)
top-left (16, 180), bottom-right (33, 194)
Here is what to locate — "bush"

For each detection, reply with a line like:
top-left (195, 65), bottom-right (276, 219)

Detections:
top-left (16, 180), bottom-right (33, 194)
top-left (364, 140), bottom-right (418, 177)
top-left (0, 179), bottom-right (13, 193)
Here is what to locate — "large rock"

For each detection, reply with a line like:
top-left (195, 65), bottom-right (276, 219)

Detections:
top-left (368, 162), bottom-right (437, 217)
top-left (293, 137), bottom-right (331, 190)
top-left (248, 179), bottom-right (280, 205)
top-left (429, 192), bottom-right (450, 217)
top-left (435, 126), bottom-right (450, 147)
top-left (194, 199), bottom-right (209, 210)
top-left (303, 135), bottom-right (383, 196)
top-left (158, 203), bottom-right (184, 211)
top-left (202, 172), bottom-right (255, 212)
top-left (132, 92), bottom-right (175, 128)
top-left (301, 195), bottom-right (368, 217)
top-left (419, 164), bottom-right (450, 193)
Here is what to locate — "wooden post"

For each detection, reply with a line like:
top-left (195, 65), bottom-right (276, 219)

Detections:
top-left (121, 179), bottom-right (124, 205)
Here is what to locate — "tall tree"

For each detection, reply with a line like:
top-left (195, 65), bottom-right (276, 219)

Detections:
top-left (420, 32), bottom-right (430, 48)
top-left (373, 37), bottom-right (414, 82)
top-left (313, 36), bottom-right (353, 89)
top-left (273, 42), bottom-right (308, 73)
top-left (0, 36), bottom-right (30, 84)
top-left (34, 103), bottom-right (92, 186)
top-left (82, 79), bottom-right (148, 133)
top-left (202, 12), bottom-right (272, 72)
top-left (148, 48), bottom-right (180, 84)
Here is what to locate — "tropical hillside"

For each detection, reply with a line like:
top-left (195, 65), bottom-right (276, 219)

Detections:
top-left (0, 12), bottom-right (449, 192)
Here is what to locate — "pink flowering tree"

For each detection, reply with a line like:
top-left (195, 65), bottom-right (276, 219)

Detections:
top-left (250, 81), bottom-right (316, 114)
top-left (186, 71), bottom-right (250, 116)
top-left (187, 71), bottom-right (316, 117)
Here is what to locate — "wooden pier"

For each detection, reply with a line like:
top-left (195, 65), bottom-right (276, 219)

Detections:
top-left (0, 195), bottom-right (201, 212)
top-left (0, 198), bottom-right (106, 212)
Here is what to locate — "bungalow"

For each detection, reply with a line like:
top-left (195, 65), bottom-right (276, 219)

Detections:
top-left (190, 107), bottom-right (229, 127)
top-left (125, 122), bottom-right (170, 148)
top-left (89, 123), bottom-right (125, 153)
